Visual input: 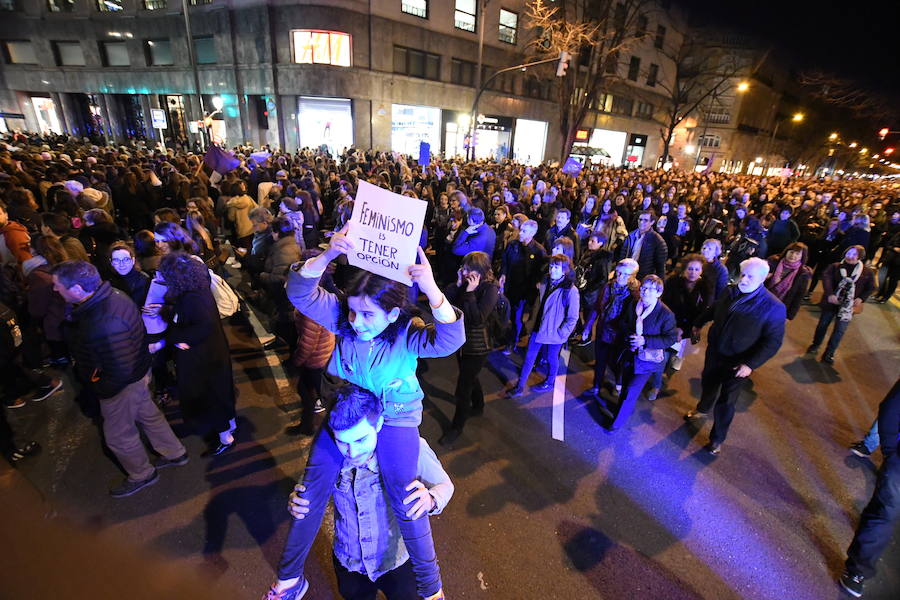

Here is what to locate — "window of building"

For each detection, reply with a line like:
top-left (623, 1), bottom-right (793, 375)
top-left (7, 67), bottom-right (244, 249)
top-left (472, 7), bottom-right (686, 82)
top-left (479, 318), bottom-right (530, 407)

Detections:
top-left (53, 41), bottom-right (85, 66)
top-left (451, 58), bottom-right (476, 86)
top-left (145, 39), bottom-right (174, 66)
top-left (194, 36), bottom-right (216, 64)
top-left (646, 63), bottom-right (658, 87)
top-left (655, 25), bottom-right (666, 49)
top-left (699, 134), bottom-right (720, 147)
top-left (401, 0), bottom-right (428, 19)
top-left (613, 3), bottom-right (626, 30)
top-left (706, 109), bottom-right (730, 124)
top-left (143, 0), bottom-right (167, 9)
top-left (100, 41), bottom-right (129, 66)
top-left (3, 40), bottom-right (37, 64)
top-left (291, 30), bottom-right (351, 67)
top-left (611, 96), bottom-right (633, 116)
top-left (455, 0), bottom-right (476, 33)
top-left (97, 0), bottom-right (123, 11)
top-left (394, 45), bottom-right (440, 80)
top-left (594, 93), bottom-right (613, 112)
top-left (627, 56), bottom-right (640, 81)
top-left (605, 51), bottom-right (618, 74)
top-left (635, 101), bottom-right (654, 119)
top-left (499, 8), bottom-right (518, 44)
top-left (47, 0), bottom-right (74, 11)
top-left (524, 78), bottom-right (546, 100)
top-left (636, 14), bottom-right (648, 36)
top-left (188, 0), bottom-right (211, 4)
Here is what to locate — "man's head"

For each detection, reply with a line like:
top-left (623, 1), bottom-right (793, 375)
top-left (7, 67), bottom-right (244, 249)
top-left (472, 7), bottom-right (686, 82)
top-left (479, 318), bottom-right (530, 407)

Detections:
top-left (519, 219), bottom-right (538, 243)
top-left (737, 257), bottom-right (770, 293)
top-left (637, 210), bottom-right (654, 234)
top-left (51, 260), bottom-right (102, 303)
top-left (555, 208), bottom-right (571, 230)
top-left (468, 208), bottom-right (485, 227)
top-left (329, 385), bottom-right (384, 468)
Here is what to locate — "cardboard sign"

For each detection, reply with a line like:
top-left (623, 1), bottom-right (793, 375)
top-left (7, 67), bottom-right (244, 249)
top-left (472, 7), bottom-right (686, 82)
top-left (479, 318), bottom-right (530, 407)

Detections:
top-left (562, 156), bottom-right (583, 175)
top-left (347, 181), bottom-right (427, 286)
top-left (150, 108), bottom-right (167, 130)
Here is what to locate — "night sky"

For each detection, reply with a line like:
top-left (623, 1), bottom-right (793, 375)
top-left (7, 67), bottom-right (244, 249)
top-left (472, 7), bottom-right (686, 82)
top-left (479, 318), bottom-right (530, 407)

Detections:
top-left (677, 0), bottom-right (900, 104)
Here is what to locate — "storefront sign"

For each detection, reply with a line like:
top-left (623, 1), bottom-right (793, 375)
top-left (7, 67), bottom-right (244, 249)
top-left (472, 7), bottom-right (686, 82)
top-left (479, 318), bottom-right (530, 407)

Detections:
top-left (575, 129), bottom-right (590, 141)
top-left (150, 108), bottom-right (167, 130)
top-left (347, 181), bottom-right (427, 286)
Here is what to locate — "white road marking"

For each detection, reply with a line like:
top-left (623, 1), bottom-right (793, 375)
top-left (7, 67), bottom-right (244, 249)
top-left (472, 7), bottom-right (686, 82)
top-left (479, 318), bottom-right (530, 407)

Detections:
top-left (551, 348), bottom-right (570, 441)
top-left (239, 295), bottom-right (292, 393)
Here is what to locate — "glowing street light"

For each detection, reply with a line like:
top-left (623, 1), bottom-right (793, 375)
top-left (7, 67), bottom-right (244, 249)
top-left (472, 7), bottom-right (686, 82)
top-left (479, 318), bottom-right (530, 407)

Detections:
top-left (737, 81), bottom-right (750, 93)
top-left (792, 112), bottom-right (804, 122)
top-left (849, 142), bottom-right (858, 148)
top-left (860, 147), bottom-right (868, 154)
top-left (829, 132), bottom-right (838, 141)
top-left (212, 95), bottom-right (224, 111)
top-left (755, 156), bottom-right (763, 163)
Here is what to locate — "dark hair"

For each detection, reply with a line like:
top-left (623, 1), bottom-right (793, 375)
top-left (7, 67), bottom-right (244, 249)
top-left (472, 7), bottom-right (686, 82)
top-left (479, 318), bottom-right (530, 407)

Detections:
top-left (32, 234), bottom-right (68, 265)
top-left (51, 260), bottom-right (102, 293)
top-left (641, 273), bottom-right (665, 293)
top-left (328, 384), bottom-right (383, 431)
top-left (133, 230), bottom-right (160, 258)
top-left (548, 253), bottom-right (575, 286)
top-left (845, 244), bottom-right (866, 261)
top-left (272, 216), bottom-right (295, 238)
top-left (158, 252), bottom-right (210, 299)
top-left (40, 212), bottom-right (71, 236)
top-left (154, 207), bottom-right (180, 224)
top-left (154, 222), bottom-right (199, 254)
top-left (84, 208), bottom-right (113, 225)
top-left (338, 271), bottom-right (411, 344)
top-left (468, 207), bottom-right (485, 225)
top-left (460, 251), bottom-right (494, 282)
top-left (108, 241), bottom-right (136, 260)
top-left (551, 237), bottom-right (576, 261)
top-left (780, 241), bottom-right (809, 265)
top-left (677, 252), bottom-right (707, 275)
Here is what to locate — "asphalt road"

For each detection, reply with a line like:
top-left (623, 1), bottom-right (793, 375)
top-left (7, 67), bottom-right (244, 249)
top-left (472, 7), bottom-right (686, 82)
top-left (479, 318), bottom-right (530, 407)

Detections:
top-left (6, 288), bottom-right (900, 600)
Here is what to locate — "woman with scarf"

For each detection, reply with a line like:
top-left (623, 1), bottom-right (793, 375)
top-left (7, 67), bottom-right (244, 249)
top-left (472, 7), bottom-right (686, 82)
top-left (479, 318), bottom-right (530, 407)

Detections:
top-left (582, 258), bottom-right (640, 396)
top-left (606, 274), bottom-right (678, 431)
top-left (807, 245), bottom-right (875, 365)
top-left (765, 242), bottom-right (812, 320)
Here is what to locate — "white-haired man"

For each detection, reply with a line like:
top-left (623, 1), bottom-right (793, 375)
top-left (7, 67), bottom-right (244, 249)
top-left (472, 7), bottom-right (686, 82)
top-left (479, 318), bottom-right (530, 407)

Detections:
top-left (687, 257), bottom-right (786, 454)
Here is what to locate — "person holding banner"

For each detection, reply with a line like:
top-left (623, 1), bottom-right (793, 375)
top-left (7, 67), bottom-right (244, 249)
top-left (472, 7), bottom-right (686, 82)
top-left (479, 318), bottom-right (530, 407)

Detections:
top-left (271, 225), bottom-right (464, 600)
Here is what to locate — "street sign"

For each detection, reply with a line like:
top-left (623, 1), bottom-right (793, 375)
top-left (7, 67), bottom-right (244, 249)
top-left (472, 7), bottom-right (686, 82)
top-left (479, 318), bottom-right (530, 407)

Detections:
top-left (150, 108), bottom-right (167, 130)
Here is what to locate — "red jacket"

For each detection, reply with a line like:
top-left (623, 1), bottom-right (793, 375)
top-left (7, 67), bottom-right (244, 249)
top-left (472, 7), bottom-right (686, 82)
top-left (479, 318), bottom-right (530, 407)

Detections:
top-left (1, 221), bottom-right (32, 264)
top-left (292, 310), bottom-right (335, 369)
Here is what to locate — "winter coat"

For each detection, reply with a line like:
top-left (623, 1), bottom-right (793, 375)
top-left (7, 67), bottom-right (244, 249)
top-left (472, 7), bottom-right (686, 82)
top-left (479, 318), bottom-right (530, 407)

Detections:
top-left (286, 268), bottom-right (465, 426)
top-left (617, 297), bottom-right (678, 374)
top-left (766, 219), bottom-right (800, 256)
top-left (617, 229), bottom-right (668, 279)
top-left (501, 239), bottom-right (547, 303)
top-left (25, 264), bottom-right (65, 341)
top-left (259, 235), bottom-right (302, 287)
top-left (62, 281), bottom-right (151, 399)
top-left (444, 279), bottom-right (499, 356)
top-left (110, 268), bottom-right (151, 308)
top-left (819, 262), bottom-right (876, 307)
top-left (226, 194), bottom-right (257, 238)
top-left (530, 279), bottom-right (580, 345)
top-left (765, 257), bottom-right (812, 320)
top-left (877, 378), bottom-right (900, 459)
top-left (0, 221), bottom-right (32, 266)
top-left (662, 274), bottom-right (715, 334)
top-left (292, 311), bottom-right (336, 369)
top-left (694, 284), bottom-right (786, 370)
top-left (703, 259), bottom-right (730, 300)
top-left (451, 223), bottom-right (497, 257)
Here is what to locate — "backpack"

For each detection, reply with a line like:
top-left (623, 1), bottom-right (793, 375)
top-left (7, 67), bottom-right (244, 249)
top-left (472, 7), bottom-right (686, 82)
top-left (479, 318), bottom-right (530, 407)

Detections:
top-left (486, 292), bottom-right (512, 349)
top-left (209, 269), bottom-right (240, 318)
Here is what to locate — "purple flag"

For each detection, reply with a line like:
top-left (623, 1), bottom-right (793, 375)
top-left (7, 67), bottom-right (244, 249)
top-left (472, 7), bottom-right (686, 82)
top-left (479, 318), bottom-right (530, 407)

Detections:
top-left (203, 145), bottom-right (240, 174)
top-left (562, 156), bottom-right (583, 175)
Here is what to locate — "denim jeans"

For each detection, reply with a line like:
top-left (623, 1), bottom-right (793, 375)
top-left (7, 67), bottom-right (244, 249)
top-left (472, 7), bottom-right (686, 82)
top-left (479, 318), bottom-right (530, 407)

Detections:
top-left (812, 307), bottom-right (850, 356)
top-left (610, 370), bottom-right (653, 430)
top-left (519, 337), bottom-right (562, 386)
top-left (846, 453), bottom-right (900, 578)
top-left (277, 425), bottom-right (441, 597)
top-left (333, 554), bottom-right (417, 600)
top-left (862, 419), bottom-right (881, 453)
top-left (508, 297), bottom-right (529, 347)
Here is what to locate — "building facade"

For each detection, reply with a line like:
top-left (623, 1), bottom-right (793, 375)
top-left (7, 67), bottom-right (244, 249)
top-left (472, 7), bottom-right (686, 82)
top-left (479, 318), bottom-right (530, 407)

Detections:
top-left (1, 0), bottom-right (687, 166)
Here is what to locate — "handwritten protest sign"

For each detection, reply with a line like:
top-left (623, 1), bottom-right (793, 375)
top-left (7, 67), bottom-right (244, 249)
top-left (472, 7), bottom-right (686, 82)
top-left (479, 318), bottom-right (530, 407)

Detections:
top-left (347, 181), bottom-right (427, 286)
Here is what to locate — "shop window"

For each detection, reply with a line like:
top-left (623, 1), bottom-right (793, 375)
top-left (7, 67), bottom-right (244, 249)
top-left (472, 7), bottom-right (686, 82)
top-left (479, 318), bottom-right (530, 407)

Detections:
top-left (499, 9), bottom-right (517, 44)
top-left (401, 0), bottom-right (427, 19)
top-left (611, 96), bottom-right (633, 116)
top-left (143, 0), bottom-right (167, 8)
top-left (454, 0), bottom-right (476, 33)
top-left (97, 0), bottom-right (123, 11)
top-left (3, 40), bottom-right (37, 64)
top-left (627, 56), bottom-right (640, 81)
top-left (145, 39), bottom-right (174, 66)
top-left (100, 41), bottom-right (129, 66)
top-left (292, 30), bottom-right (351, 67)
top-left (53, 41), bottom-right (85, 66)
top-left (394, 45), bottom-right (440, 81)
top-left (194, 36), bottom-right (216, 64)
top-left (451, 58), bottom-right (475, 87)
top-left (47, 0), bottom-right (74, 11)
top-left (595, 93), bottom-right (613, 113)
top-left (699, 134), bottom-right (720, 147)
top-left (646, 63), bottom-right (658, 87)
top-left (635, 101), bottom-right (653, 119)
top-left (655, 25), bottom-right (666, 49)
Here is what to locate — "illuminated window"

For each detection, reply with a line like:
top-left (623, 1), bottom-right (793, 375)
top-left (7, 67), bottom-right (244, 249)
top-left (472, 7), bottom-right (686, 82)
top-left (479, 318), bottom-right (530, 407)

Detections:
top-left (47, 0), bottom-right (74, 11)
top-left (97, 0), bottom-right (123, 11)
top-left (401, 0), bottom-right (427, 18)
top-left (291, 30), bottom-right (351, 67)
top-left (499, 9), bottom-right (517, 44)
top-left (143, 0), bottom-right (167, 8)
top-left (455, 0), bottom-right (476, 33)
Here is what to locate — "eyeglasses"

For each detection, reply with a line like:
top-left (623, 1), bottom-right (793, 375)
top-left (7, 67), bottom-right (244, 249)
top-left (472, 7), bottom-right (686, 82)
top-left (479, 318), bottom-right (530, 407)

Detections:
top-left (111, 257), bottom-right (134, 265)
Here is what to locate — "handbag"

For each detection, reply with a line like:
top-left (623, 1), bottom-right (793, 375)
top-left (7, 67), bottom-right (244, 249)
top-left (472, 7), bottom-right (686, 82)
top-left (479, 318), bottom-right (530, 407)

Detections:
top-left (637, 347), bottom-right (665, 363)
top-left (209, 269), bottom-right (240, 318)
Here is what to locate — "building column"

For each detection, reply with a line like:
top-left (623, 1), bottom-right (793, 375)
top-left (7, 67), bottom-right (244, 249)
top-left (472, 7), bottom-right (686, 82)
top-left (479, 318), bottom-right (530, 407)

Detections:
top-left (353, 98), bottom-right (373, 150)
top-left (49, 92), bottom-right (70, 135)
top-left (98, 94), bottom-right (118, 144)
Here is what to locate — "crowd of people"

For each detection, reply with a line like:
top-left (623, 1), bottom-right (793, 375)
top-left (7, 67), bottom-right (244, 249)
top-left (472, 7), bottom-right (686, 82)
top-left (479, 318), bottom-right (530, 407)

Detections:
top-left (1, 130), bottom-right (898, 599)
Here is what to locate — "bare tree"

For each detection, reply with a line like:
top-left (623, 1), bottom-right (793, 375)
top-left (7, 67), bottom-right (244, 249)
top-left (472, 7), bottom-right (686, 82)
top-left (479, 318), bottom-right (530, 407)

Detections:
top-left (523, 0), bottom-right (651, 160)
top-left (799, 71), bottom-right (898, 123)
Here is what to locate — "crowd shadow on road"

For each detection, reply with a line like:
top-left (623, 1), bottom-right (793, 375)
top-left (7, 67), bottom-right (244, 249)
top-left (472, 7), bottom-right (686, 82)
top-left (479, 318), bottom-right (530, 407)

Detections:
top-left (781, 356), bottom-right (843, 385)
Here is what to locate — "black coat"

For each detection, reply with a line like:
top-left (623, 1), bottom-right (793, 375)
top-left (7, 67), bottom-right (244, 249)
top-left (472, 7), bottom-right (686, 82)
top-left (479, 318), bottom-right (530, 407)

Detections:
top-left (444, 280), bottom-right (499, 356)
top-left (617, 297), bottom-right (678, 374)
top-left (617, 230), bottom-right (668, 279)
top-left (662, 274), bottom-right (715, 333)
top-left (878, 378), bottom-right (900, 458)
top-left (63, 282), bottom-right (151, 399)
top-left (110, 268), bottom-right (151, 308)
top-left (695, 284), bottom-right (786, 370)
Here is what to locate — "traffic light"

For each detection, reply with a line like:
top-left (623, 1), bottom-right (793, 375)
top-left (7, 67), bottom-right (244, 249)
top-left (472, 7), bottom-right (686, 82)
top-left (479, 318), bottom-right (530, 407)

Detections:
top-left (879, 127), bottom-right (889, 140)
top-left (556, 51), bottom-right (571, 77)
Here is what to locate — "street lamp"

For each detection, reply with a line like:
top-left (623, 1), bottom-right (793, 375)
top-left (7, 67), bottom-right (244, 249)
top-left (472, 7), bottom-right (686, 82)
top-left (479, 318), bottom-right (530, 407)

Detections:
top-left (849, 142), bottom-right (858, 148)
top-left (792, 112), bottom-right (804, 122)
top-left (737, 81), bottom-right (750, 93)
top-left (212, 95), bottom-right (224, 111)
top-left (829, 132), bottom-right (838, 141)
top-left (763, 111), bottom-right (805, 172)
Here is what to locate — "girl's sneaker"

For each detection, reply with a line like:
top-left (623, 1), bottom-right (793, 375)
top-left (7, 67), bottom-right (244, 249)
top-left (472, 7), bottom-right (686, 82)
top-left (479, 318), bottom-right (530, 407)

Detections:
top-left (262, 578), bottom-right (308, 600)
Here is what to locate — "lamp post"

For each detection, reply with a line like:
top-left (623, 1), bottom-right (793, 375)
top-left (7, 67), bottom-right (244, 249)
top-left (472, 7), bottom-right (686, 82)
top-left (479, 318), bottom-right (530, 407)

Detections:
top-left (763, 111), bottom-right (803, 173)
top-left (694, 80), bottom-right (749, 169)
top-left (182, 0), bottom-right (207, 150)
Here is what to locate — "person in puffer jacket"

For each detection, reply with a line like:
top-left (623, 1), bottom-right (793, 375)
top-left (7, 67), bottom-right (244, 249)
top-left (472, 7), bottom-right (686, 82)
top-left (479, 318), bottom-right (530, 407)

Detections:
top-left (270, 227), bottom-right (464, 600)
top-left (508, 254), bottom-right (580, 397)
